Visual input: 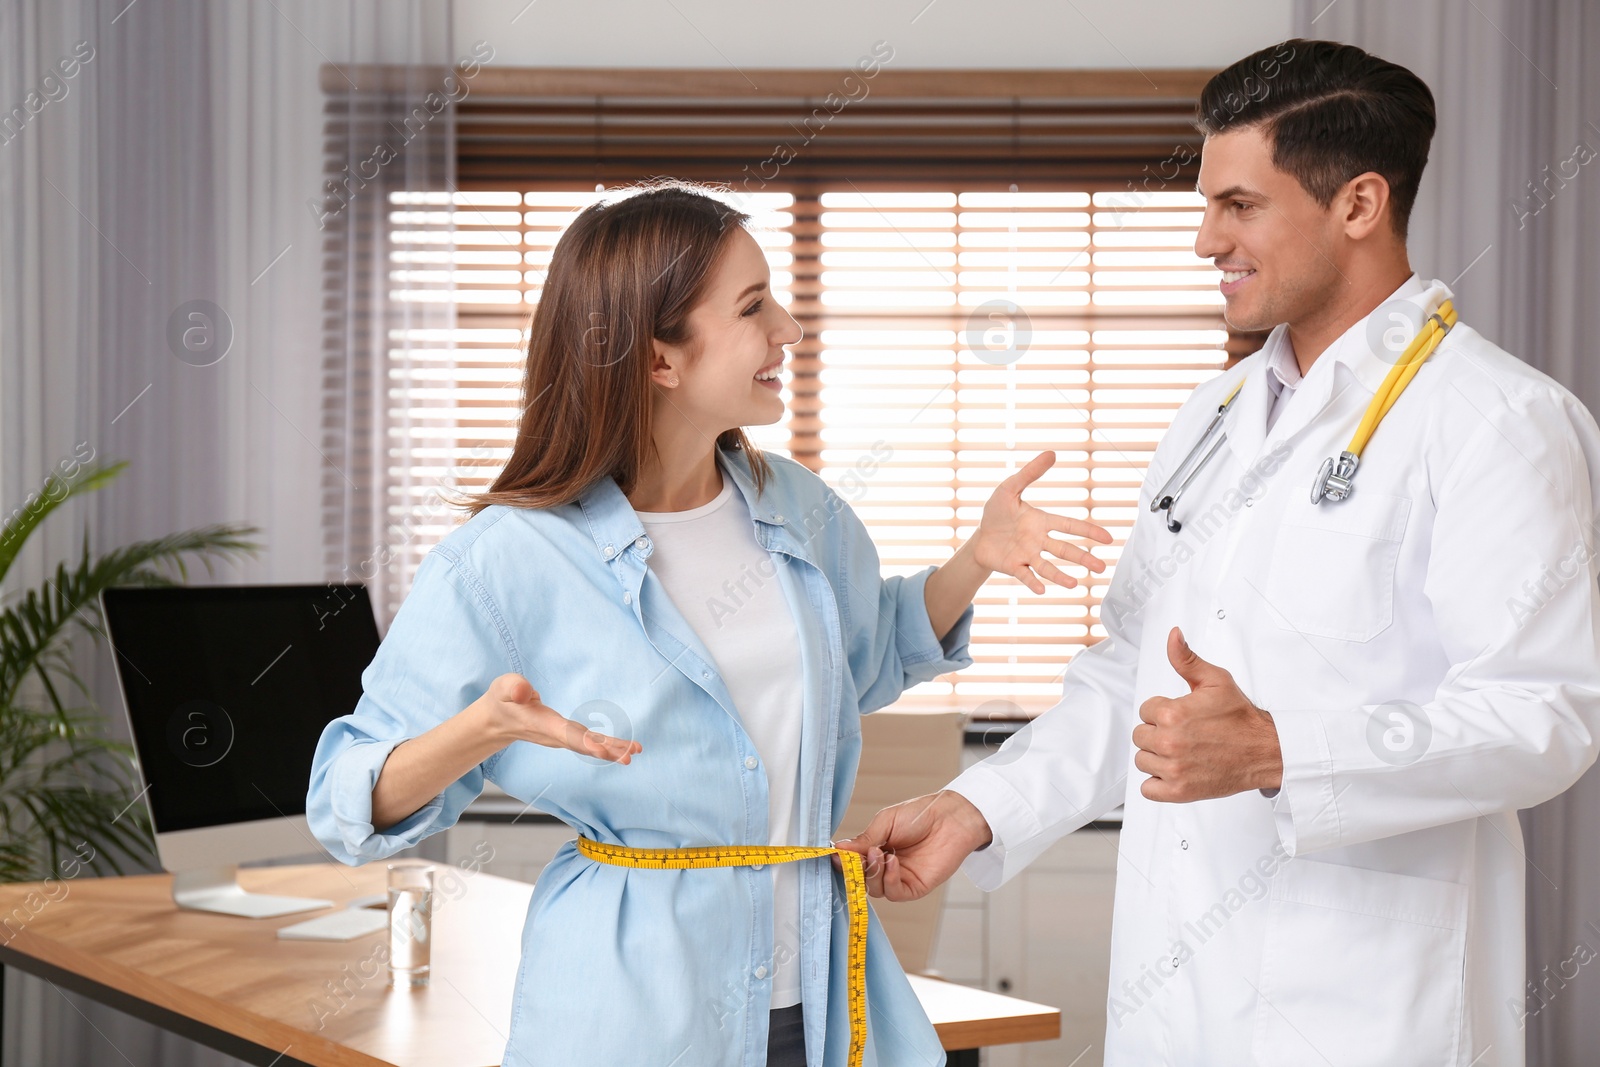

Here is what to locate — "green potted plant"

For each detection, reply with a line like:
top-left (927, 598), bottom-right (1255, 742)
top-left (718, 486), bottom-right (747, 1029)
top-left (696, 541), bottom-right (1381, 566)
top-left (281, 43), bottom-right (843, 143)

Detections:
top-left (0, 458), bottom-right (258, 883)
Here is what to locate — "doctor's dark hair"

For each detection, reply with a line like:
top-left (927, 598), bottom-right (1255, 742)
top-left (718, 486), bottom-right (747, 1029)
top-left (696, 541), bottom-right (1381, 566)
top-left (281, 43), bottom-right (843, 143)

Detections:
top-left (467, 182), bottom-right (769, 513)
top-left (1196, 39), bottom-right (1436, 237)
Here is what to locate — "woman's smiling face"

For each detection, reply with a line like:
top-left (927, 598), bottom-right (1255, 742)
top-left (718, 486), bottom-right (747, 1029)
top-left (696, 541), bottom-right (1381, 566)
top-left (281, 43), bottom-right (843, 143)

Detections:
top-left (652, 226), bottom-right (802, 436)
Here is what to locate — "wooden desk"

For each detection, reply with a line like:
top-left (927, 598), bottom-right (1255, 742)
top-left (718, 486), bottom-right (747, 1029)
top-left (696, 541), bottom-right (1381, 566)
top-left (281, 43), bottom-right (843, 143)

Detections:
top-left (0, 864), bottom-right (1057, 1066)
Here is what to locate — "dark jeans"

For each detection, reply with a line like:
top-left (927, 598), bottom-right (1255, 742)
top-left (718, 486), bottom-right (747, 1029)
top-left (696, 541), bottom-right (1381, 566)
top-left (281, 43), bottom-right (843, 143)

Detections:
top-left (767, 1003), bottom-right (807, 1066)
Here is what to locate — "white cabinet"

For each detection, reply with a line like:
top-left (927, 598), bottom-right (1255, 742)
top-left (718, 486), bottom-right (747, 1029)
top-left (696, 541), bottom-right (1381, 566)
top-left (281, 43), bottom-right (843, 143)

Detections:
top-left (979, 827), bottom-right (1118, 1067)
top-left (925, 744), bottom-right (1120, 1067)
top-left (927, 863), bottom-right (989, 986)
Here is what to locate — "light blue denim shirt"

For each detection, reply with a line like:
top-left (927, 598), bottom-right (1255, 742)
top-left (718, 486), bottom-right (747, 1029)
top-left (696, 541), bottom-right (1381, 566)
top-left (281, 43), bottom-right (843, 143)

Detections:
top-left (308, 448), bottom-right (973, 1067)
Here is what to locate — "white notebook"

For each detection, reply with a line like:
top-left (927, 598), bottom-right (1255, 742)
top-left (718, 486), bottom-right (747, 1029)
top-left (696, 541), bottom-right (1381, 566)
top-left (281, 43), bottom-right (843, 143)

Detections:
top-left (276, 906), bottom-right (389, 941)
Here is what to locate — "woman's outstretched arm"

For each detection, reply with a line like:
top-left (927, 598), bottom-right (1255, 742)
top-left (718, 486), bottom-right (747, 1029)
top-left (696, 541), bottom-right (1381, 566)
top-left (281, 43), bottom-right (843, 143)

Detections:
top-left (923, 451), bottom-right (1112, 639)
top-left (371, 674), bottom-right (639, 831)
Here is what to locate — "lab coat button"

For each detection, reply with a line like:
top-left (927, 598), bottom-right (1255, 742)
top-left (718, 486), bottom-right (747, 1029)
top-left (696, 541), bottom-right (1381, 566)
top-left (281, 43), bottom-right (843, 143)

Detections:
top-left (755, 965), bottom-right (768, 979)
top-left (1245, 497), bottom-right (1254, 507)
top-left (745, 756), bottom-right (759, 770)
top-left (1180, 839), bottom-right (1189, 850)
top-left (1172, 957), bottom-right (1181, 969)
top-left (1216, 608), bottom-right (1226, 619)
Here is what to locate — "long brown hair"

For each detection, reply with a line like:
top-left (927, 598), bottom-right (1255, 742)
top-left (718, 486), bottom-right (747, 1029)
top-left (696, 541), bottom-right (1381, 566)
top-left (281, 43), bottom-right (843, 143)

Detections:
top-left (467, 182), bottom-right (771, 514)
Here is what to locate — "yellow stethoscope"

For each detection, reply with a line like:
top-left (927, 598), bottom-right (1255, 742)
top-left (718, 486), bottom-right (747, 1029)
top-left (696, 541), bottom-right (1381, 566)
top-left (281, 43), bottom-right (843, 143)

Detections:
top-left (1151, 300), bottom-right (1457, 533)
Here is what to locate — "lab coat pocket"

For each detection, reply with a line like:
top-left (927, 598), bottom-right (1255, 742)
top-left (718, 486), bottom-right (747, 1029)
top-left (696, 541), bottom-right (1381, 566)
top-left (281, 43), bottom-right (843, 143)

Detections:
top-left (1263, 489), bottom-right (1410, 642)
top-left (1252, 858), bottom-right (1467, 1067)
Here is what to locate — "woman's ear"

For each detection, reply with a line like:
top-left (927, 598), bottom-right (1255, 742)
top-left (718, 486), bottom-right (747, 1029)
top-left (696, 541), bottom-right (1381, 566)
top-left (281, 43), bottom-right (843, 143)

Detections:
top-left (650, 339), bottom-right (681, 389)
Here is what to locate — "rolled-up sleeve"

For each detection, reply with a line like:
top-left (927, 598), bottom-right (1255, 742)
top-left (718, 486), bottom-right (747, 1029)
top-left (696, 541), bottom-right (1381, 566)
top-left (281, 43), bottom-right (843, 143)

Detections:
top-left (835, 495), bottom-right (974, 714)
top-left (307, 548), bottom-right (514, 865)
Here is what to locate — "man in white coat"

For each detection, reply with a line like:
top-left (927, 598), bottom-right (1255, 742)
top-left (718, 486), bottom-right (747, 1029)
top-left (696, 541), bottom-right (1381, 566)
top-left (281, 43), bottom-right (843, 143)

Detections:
top-left (841, 39), bottom-right (1600, 1067)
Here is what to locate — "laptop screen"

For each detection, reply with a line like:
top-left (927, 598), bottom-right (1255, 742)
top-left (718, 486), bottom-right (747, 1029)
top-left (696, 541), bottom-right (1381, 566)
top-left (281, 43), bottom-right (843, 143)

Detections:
top-left (100, 584), bottom-right (381, 834)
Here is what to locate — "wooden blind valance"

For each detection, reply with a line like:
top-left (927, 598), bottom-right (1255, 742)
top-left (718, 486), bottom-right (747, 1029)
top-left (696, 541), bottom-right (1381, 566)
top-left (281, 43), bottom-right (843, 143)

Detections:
top-left (323, 66), bottom-right (1219, 187)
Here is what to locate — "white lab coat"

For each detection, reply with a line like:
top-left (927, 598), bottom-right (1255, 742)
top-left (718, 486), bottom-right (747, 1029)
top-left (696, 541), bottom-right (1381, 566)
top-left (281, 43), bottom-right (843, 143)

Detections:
top-left (950, 276), bottom-right (1600, 1066)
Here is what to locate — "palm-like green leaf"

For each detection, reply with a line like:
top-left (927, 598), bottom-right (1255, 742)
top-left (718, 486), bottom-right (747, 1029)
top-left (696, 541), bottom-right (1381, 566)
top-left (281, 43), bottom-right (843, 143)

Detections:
top-left (0, 522), bottom-right (258, 713)
top-left (0, 460), bottom-right (261, 882)
top-left (0, 705), bottom-right (153, 880)
top-left (0, 460), bottom-right (126, 588)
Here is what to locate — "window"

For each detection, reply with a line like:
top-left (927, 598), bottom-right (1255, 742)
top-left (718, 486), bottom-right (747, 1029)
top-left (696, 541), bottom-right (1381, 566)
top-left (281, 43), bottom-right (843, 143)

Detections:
top-left (332, 67), bottom-right (1264, 711)
top-left (388, 180), bottom-right (1226, 711)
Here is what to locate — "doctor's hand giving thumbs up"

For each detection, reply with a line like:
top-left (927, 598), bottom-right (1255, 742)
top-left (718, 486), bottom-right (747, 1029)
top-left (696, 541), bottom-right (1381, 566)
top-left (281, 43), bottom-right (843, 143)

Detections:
top-left (837, 629), bottom-right (1287, 902)
top-left (1134, 627), bottom-right (1283, 802)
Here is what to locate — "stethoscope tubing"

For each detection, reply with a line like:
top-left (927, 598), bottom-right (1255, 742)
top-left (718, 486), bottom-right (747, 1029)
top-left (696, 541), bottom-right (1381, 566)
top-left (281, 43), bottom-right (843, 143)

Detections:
top-left (1151, 382), bottom-right (1244, 533)
top-left (1148, 299), bottom-right (1457, 533)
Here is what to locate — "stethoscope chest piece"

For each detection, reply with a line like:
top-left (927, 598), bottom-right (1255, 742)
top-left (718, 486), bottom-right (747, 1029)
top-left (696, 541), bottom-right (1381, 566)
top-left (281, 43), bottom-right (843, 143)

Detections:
top-left (1310, 450), bottom-right (1359, 504)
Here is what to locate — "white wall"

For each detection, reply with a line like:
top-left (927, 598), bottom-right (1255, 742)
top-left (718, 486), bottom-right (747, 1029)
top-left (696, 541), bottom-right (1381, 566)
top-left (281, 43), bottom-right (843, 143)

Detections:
top-left (456, 0), bottom-right (1294, 71)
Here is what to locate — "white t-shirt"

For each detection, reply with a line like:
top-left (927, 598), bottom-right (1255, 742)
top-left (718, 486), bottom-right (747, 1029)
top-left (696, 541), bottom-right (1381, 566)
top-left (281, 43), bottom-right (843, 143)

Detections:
top-left (636, 474), bottom-right (806, 1008)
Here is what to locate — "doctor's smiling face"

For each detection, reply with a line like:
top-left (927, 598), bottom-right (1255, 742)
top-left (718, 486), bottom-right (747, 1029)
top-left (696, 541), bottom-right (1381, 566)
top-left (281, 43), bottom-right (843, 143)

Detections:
top-left (1193, 125), bottom-right (1357, 334)
top-left (1190, 40), bottom-right (1436, 353)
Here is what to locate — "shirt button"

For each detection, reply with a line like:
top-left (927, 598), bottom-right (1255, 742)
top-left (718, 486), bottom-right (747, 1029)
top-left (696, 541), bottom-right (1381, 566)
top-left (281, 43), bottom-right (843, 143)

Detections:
top-left (623, 592), bottom-right (632, 605)
top-left (634, 536), bottom-right (649, 549)
top-left (744, 756), bottom-right (759, 770)
top-left (751, 864), bottom-right (764, 871)
top-left (772, 514), bottom-right (783, 523)
top-left (602, 545), bottom-right (615, 558)
top-left (1216, 608), bottom-right (1226, 619)
top-left (702, 671), bottom-right (712, 680)
top-left (754, 965), bottom-right (768, 979)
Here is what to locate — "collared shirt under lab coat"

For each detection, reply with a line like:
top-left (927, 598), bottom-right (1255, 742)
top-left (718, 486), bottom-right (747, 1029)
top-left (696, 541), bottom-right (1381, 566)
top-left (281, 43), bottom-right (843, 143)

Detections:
top-left (951, 276), bottom-right (1600, 1067)
top-left (307, 449), bottom-right (972, 1067)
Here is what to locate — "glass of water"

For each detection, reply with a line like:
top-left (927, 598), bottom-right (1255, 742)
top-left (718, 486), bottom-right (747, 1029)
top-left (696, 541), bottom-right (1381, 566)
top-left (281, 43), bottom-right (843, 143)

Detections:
top-left (386, 860), bottom-right (435, 988)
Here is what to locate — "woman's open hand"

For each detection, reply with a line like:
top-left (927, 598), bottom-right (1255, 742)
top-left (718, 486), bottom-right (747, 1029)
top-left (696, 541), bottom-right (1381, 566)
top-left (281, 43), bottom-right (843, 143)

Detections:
top-left (475, 674), bottom-right (641, 764)
top-left (970, 451), bottom-right (1112, 594)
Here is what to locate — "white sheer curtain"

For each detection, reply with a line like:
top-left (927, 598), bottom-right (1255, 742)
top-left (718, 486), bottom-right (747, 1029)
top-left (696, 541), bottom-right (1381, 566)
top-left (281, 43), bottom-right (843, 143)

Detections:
top-left (1294, 4), bottom-right (1600, 1064)
top-left (0, 0), bottom-right (453, 1062)
top-left (318, 24), bottom-right (461, 626)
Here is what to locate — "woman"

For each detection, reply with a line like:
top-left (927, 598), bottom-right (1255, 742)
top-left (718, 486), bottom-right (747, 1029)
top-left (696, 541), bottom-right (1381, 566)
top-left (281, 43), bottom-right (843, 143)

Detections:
top-left (308, 182), bottom-right (1110, 1067)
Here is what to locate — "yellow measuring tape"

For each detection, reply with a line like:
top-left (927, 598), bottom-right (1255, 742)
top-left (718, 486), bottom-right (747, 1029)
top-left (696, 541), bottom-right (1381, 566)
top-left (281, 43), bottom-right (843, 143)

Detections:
top-left (576, 837), bottom-right (870, 1067)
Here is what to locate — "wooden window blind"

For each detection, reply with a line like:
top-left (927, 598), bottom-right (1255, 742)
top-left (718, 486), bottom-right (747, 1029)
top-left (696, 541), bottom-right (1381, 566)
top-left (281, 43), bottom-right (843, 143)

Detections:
top-left (339, 65), bottom-right (1269, 713)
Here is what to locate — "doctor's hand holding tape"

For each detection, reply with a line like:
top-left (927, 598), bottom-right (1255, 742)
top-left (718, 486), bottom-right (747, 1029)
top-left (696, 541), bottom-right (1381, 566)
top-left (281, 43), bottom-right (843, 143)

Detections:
top-left (840, 39), bottom-right (1600, 1067)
